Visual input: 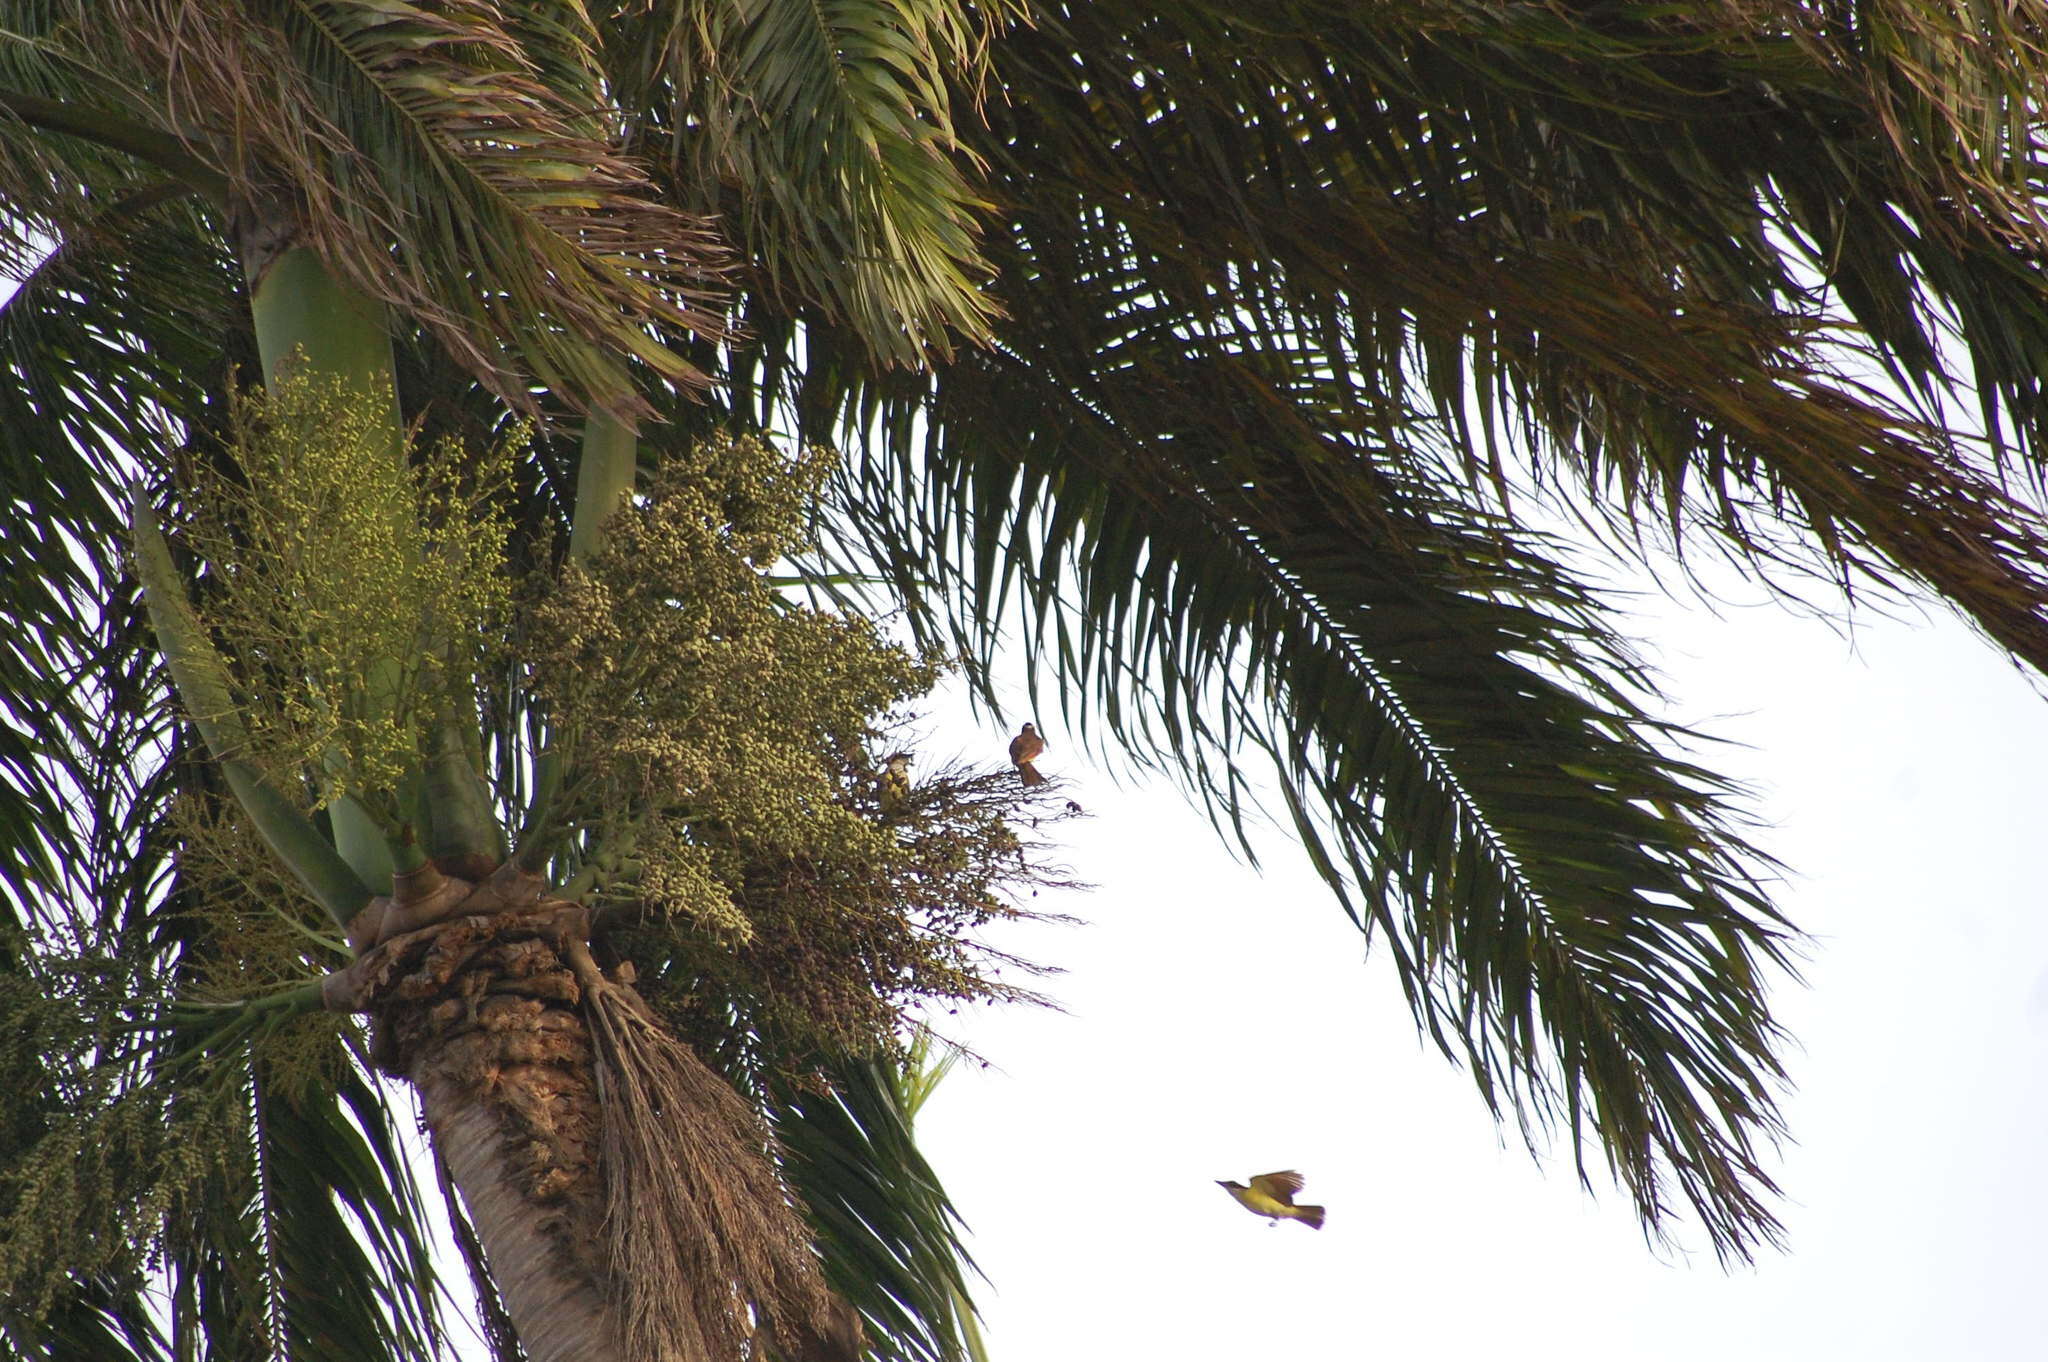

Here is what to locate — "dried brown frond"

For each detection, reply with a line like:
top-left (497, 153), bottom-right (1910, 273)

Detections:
top-left (564, 945), bottom-right (843, 1362)
top-left (1783, 0), bottom-right (2048, 254)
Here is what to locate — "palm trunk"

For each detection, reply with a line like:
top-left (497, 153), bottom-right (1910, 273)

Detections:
top-left (420, 1075), bottom-right (619, 1358)
top-left (348, 883), bottom-right (625, 1361)
top-left (326, 867), bottom-right (851, 1362)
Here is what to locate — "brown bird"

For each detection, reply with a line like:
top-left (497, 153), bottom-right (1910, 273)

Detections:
top-left (1216, 1170), bottom-right (1326, 1230)
top-left (1008, 722), bottom-right (1046, 785)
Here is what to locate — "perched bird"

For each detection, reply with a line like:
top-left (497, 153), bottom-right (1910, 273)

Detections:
top-left (878, 752), bottom-right (912, 812)
top-left (1008, 723), bottom-right (1046, 786)
top-left (1216, 1170), bottom-right (1326, 1230)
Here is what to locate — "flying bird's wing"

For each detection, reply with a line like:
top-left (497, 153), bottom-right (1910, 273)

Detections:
top-left (1248, 1171), bottom-right (1305, 1203)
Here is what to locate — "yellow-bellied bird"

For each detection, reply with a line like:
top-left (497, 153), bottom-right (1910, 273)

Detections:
top-left (1008, 723), bottom-right (1046, 786)
top-left (1216, 1170), bottom-right (1325, 1230)
top-left (879, 753), bottom-right (912, 812)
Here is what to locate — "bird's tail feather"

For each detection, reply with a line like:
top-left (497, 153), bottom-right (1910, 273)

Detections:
top-left (1018, 762), bottom-right (1045, 786)
top-left (1294, 1205), bottom-right (1326, 1230)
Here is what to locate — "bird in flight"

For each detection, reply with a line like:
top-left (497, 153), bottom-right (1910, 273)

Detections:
top-left (1008, 723), bottom-right (1046, 786)
top-left (879, 752), bottom-right (911, 812)
top-left (1216, 1170), bottom-right (1326, 1230)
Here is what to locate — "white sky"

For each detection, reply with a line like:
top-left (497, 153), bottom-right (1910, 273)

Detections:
top-left (912, 571), bottom-right (2048, 1360)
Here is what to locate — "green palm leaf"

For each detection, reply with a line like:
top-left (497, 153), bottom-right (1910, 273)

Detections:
top-left (773, 1045), bottom-right (986, 1362)
top-left (251, 1063), bottom-right (446, 1361)
top-left (774, 7), bottom-right (2048, 1264)
top-left (147, 1056), bottom-right (444, 1362)
top-left (0, 936), bottom-right (168, 1362)
top-left (15, 0), bottom-right (731, 415)
top-left (606, 0), bottom-right (1018, 366)
top-left (804, 316), bottom-right (1798, 1255)
top-left (734, 0), bottom-right (2034, 1260)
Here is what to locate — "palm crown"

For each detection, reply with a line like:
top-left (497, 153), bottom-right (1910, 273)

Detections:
top-left (4, 1), bottom-right (2047, 1358)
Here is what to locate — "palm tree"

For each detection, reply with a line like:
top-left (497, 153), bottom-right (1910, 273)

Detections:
top-left (5, 0), bottom-right (2048, 1357)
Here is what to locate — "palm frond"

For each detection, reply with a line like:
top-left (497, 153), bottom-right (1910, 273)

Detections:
top-left (810, 325), bottom-right (1797, 1257)
top-left (64, 0), bottom-right (732, 415)
top-left (734, 5), bottom-right (1977, 1260)
top-left (248, 1063), bottom-right (447, 1361)
top-left (3, 807), bottom-right (452, 1362)
top-left (0, 939), bottom-right (169, 1362)
top-left (607, 0), bottom-right (1020, 366)
top-left (0, 9), bottom-right (227, 263)
top-left (995, 2), bottom-right (2048, 663)
top-left (0, 1284), bottom-right (168, 1362)
top-left (772, 1048), bottom-right (986, 1362)
top-left (0, 186), bottom-right (238, 949)
top-left (1237, 0), bottom-right (2048, 454)
top-left (146, 1053), bottom-right (447, 1362)
top-left (0, 184), bottom-right (231, 1361)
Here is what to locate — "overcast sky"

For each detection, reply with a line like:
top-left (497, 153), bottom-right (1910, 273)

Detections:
top-left (912, 566), bottom-right (2048, 1360)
